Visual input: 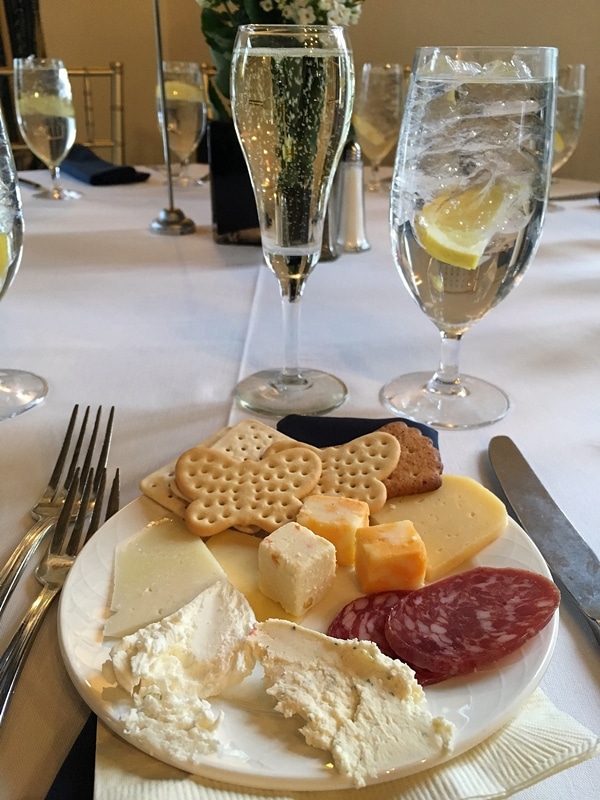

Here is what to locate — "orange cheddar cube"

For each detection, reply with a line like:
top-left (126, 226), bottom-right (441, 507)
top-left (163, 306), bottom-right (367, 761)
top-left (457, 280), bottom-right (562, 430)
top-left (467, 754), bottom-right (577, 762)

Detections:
top-left (296, 494), bottom-right (370, 567)
top-left (355, 521), bottom-right (427, 594)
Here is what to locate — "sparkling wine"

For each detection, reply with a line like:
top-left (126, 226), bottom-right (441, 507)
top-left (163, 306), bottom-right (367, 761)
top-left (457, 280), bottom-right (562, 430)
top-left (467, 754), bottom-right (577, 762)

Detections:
top-left (232, 47), bottom-right (353, 295)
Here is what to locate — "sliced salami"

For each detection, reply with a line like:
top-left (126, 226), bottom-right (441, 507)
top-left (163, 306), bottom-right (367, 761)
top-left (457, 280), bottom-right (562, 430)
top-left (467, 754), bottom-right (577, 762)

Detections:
top-left (384, 566), bottom-right (560, 676)
top-left (327, 590), bottom-right (409, 658)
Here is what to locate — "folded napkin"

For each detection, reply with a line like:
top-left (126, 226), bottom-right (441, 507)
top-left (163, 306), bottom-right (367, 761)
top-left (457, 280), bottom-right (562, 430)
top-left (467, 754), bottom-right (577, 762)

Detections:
top-left (93, 689), bottom-right (599, 800)
top-left (61, 144), bottom-right (150, 186)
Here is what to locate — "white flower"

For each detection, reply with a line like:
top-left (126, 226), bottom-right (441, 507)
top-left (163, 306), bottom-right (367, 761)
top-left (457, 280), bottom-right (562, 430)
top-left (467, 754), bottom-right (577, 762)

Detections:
top-left (260, 0), bottom-right (274, 9)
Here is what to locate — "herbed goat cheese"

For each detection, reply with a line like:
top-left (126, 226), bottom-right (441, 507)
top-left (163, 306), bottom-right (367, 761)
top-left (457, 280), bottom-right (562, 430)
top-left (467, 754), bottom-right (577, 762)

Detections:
top-left (105, 580), bottom-right (256, 759)
top-left (250, 619), bottom-right (455, 788)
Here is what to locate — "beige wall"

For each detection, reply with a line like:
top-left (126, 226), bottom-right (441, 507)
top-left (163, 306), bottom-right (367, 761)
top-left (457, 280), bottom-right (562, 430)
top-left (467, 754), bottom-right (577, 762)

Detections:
top-left (40, 0), bottom-right (598, 179)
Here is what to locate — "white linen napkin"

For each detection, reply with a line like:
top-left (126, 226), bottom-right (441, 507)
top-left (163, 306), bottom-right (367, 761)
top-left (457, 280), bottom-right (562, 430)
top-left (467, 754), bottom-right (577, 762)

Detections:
top-left (94, 688), bottom-right (599, 800)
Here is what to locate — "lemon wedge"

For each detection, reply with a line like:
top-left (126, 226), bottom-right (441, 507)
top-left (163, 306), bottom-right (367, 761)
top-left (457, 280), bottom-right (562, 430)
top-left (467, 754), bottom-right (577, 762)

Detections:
top-left (414, 183), bottom-right (508, 270)
top-left (0, 232), bottom-right (12, 288)
top-left (162, 80), bottom-right (204, 102)
top-left (554, 130), bottom-right (564, 153)
top-left (353, 116), bottom-right (387, 148)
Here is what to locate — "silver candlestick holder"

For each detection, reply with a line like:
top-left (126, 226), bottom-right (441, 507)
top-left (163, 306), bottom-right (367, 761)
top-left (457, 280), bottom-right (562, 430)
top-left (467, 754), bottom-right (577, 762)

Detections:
top-left (151, 0), bottom-right (195, 235)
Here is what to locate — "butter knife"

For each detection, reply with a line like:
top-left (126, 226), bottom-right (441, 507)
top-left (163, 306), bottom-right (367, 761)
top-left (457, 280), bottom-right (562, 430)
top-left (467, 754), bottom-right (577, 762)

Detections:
top-left (488, 435), bottom-right (600, 646)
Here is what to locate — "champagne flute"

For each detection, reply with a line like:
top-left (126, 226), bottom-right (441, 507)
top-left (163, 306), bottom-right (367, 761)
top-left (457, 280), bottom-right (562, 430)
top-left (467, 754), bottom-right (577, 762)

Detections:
top-left (13, 57), bottom-right (80, 200)
top-left (552, 63), bottom-right (585, 175)
top-left (0, 106), bottom-right (48, 419)
top-left (157, 61), bottom-right (207, 188)
top-left (231, 24), bottom-right (354, 416)
top-left (353, 63), bottom-right (403, 192)
top-left (381, 46), bottom-right (557, 429)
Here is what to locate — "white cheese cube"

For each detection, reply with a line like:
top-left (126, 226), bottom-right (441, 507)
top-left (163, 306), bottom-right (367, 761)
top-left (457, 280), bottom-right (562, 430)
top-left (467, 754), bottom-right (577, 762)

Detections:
top-left (258, 522), bottom-right (336, 617)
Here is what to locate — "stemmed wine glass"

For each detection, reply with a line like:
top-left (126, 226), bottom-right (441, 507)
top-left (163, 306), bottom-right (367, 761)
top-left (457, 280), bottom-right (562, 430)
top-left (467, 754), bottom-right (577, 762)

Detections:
top-left (0, 106), bottom-right (48, 419)
top-left (157, 61), bottom-right (207, 188)
top-left (13, 57), bottom-right (80, 200)
top-left (552, 63), bottom-right (585, 175)
top-left (231, 24), bottom-right (354, 416)
top-left (352, 63), bottom-right (403, 192)
top-left (381, 46), bottom-right (557, 429)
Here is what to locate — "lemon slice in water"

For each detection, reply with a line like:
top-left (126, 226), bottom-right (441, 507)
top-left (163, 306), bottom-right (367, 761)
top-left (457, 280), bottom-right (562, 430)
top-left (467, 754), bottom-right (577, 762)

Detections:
top-left (0, 233), bottom-right (11, 286)
top-left (554, 131), bottom-right (564, 153)
top-left (414, 183), bottom-right (508, 270)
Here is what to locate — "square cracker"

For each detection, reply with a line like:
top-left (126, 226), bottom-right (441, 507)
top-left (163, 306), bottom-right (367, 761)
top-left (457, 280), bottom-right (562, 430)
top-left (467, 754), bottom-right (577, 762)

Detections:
top-left (139, 427), bottom-right (230, 517)
top-left (210, 419), bottom-right (296, 461)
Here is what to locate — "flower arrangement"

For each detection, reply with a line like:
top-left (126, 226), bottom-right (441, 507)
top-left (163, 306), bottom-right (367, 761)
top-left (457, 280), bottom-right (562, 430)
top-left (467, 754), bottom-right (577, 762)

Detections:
top-left (197, 0), bottom-right (365, 119)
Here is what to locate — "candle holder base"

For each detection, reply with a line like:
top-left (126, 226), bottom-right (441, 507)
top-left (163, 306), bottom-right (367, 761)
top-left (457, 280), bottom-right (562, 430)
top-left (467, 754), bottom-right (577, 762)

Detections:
top-left (150, 207), bottom-right (195, 235)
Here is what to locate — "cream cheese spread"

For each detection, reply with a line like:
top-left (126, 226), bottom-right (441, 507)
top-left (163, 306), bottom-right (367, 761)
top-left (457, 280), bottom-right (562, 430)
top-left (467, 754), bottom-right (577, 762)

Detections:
top-left (250, 619), bottom-right (455, 787)
top-left (105, 580), bottom-right (256, 760)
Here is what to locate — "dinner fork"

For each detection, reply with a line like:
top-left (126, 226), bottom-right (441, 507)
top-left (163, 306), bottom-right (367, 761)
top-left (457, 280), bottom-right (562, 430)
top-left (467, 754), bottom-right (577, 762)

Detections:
top-left (0, 466), bottom-right (120, 726)
top-left (0, 404), bottom-right (114, 617)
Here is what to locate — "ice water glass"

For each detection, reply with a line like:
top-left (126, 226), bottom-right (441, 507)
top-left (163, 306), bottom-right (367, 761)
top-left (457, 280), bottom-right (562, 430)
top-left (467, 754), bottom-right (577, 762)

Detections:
top-left (157, 61), bottom-right (207, 188)
top-left (381, 46), bottom-right (557, 429)
top-left (552, 63), bottom-right (585, 175)
top-left (353, 63), bottom-right (403, 192)
top-left (13, 57), bottom-right (80, 200)
top-left (0, 106), bottom-right (48, 418)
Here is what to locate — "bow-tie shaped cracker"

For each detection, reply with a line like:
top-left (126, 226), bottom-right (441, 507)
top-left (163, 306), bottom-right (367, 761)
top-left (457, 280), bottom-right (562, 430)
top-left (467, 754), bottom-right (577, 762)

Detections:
top-left (266, 431), bottom-right (401, 513)
top-left (175, 445), bottom-right (322, 537)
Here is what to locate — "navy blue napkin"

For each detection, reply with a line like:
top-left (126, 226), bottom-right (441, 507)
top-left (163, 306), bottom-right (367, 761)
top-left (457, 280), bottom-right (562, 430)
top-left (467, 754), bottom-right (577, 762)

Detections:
top-left (61, 144), bottom-right (150, 186)
top-left (276, 415), bottom-right (439, 449)
top-left (45, 712), bottom-right (96, 799)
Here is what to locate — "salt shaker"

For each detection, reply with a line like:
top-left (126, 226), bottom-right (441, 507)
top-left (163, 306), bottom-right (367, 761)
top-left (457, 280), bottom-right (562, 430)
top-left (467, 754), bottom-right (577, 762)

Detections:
top-left (335, 140), bottom-right (370, 252)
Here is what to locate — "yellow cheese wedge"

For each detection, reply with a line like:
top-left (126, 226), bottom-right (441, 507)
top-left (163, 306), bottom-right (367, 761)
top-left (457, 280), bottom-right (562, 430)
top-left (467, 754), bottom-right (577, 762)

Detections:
top-left (354, 520), bottom-right (427, 594)
top-left (371, 474), bottom-right (507, 582)
top-left (103, 517), bottom-right (226, 639)
top-left (206, 529), bottom-right (295, 622)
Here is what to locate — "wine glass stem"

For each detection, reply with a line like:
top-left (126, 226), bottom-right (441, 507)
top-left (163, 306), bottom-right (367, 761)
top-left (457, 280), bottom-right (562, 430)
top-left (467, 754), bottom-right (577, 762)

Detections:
top-left (280, 294), bottom-right (304, 385)
top-left (427, 332), bottom-right (468, 398)
top-left (368, 162), bottom-right (381, 191)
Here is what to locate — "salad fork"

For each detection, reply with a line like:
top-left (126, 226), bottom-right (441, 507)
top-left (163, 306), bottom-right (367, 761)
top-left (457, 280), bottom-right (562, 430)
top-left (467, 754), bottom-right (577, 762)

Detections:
top-left (0, 404), bottom-right (114, 617)
top-left (0, 466), bottom-right (120, 726)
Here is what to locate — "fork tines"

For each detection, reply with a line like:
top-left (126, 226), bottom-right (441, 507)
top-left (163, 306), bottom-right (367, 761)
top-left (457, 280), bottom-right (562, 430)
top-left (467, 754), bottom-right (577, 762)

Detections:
top-left (52, 465), bottom-right (119, 558)
top-left (48, 405), bottom-right (114, 504)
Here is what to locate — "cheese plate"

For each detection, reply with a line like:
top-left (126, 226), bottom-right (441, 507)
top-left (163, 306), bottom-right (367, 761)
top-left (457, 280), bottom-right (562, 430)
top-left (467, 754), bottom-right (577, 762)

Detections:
top-left (58, 492), bottom-right (558, 790)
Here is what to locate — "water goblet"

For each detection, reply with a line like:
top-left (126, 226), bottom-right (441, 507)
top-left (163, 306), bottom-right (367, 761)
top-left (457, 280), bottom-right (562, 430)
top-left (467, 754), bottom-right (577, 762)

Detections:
top-left (353, 63), bottom-right (403, 192)
top-left (157, 61), bottom-right (207, 188)
top-left (13, 57), bottom-right (81, 200)
top-left (552, 63), bottom-right (585, 175)
top-left (231, 24), bottom-right (354, 416)
top-left (0, 107), bottom-right (48, 419)
top-left (380, 46), bottom-right (557, 429)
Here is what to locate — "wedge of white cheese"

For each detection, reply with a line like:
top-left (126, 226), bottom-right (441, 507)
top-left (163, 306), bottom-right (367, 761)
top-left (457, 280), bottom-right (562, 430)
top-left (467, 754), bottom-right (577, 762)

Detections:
top-left (106, 580), bottom-right (257, 761)
top-left (104, 516), bottom-right (226, 639)
top-left (250, 619), bottom-right (455, 788)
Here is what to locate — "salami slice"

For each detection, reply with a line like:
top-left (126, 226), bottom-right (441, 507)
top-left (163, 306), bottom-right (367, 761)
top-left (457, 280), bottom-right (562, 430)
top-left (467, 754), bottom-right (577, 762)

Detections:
top-left (327, 590), bottom-right (409, 658)
top-left (385, 566), bottom-right (560, 676)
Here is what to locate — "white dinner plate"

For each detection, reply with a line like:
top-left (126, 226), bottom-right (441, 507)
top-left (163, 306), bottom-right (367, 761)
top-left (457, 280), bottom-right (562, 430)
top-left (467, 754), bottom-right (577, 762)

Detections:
top-left (59, 493), bottom-right (558, 791)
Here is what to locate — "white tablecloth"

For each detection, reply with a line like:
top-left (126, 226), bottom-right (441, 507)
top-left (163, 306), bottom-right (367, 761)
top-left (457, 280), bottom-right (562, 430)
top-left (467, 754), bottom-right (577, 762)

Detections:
top-left (0, 169), bottom-right (598, 799)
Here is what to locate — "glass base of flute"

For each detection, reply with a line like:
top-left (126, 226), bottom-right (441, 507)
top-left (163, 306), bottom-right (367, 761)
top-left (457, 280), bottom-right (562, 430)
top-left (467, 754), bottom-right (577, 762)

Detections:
top-left (380, 334), bottom-right (509, 430)
top-left (0, 368), bottom-right (48, 420)
top-left (235, 277), bottom-right (347, 417)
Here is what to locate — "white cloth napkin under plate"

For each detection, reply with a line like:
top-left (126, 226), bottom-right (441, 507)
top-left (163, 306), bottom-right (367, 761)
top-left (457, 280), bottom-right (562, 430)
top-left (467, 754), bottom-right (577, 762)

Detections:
top-left (94, 688), bottom-right (599, 800)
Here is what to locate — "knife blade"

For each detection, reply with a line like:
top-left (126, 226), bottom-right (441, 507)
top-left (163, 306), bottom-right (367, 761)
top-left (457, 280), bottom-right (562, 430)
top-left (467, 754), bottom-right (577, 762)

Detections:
top-left (488, 435), bottom-right (600, 645)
